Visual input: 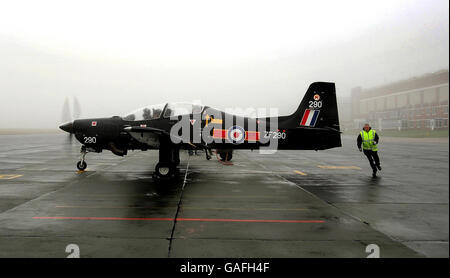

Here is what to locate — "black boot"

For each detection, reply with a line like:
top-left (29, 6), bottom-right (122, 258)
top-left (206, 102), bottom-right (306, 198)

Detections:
top-left (372, 170), bottom-right (377, 178)
top-left (376, 165), bottom-right (382, 171)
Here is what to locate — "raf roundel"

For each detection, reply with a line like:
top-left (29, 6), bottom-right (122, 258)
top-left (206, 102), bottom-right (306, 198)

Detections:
top-left (227, 126), bottom-right (245, 144)
top-left (313, 94), bottom-right (320, 101)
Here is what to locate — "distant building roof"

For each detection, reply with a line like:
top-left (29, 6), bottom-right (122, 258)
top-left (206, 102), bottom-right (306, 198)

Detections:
top-left (353, 69), bottom-right (449, 99)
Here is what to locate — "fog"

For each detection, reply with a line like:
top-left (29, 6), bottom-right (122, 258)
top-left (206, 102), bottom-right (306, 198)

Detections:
top-left (0, 0), bottom-right (448, 128)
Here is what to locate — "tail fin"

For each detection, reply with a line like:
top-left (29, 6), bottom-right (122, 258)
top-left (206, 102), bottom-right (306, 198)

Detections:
top-left (283, 82), bottom-right (340, 131)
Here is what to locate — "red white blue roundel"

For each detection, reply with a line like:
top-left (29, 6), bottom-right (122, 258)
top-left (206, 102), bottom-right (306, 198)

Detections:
top-left (228, 125), bottom-right (245, 144)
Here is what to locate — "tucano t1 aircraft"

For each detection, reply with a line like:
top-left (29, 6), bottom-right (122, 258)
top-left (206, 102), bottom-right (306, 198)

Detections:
top-left (59, 82), bottom-right (341, 178)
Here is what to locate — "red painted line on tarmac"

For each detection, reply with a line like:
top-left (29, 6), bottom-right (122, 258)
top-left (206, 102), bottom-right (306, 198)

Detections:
top-left (33, 216), bottom-right (325, 223)
top-left (177, 218), bottom-right (324, 223)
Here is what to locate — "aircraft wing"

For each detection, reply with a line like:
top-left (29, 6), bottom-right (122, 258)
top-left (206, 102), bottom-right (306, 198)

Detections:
top-left (123, 126), bottom-right (189, 148)
top-left (124, 126), bottom-right (168, 135)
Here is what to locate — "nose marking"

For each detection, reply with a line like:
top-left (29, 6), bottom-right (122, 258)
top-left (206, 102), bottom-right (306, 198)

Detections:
top-left (59, 122), bottom-right (74, 133)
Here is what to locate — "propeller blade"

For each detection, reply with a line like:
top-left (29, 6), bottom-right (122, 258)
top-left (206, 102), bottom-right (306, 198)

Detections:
top-left (73, 96), bottom-right (81, 120)
top-left (61, 97), bottom-right (72, 124)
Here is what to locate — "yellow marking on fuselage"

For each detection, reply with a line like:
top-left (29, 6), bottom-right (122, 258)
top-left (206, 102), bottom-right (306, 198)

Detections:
top-left (211, 118), bottom-right (223, 124)
top-left (205, 114), bottom-right (223, 128)
top-left (294, 170), bottom-right (307, 176)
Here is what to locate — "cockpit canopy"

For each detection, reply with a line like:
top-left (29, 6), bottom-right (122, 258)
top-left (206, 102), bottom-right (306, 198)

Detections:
top-left (163, 102), bottom-right (204, 118)
top-left (122, 102), bottom-right (204, 121)
top-left (122, 103), bottom-right (165, 121)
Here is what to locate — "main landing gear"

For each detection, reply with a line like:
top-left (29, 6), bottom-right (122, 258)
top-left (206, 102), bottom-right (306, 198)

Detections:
top-left (153, 146), bottom-right (180, 179)
top-left (76, 145), bottom-right (88, 171)
top-left (154, 162), bottom-right (176, 178)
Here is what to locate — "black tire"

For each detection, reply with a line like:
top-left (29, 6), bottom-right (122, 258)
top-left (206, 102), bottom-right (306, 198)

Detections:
top-left (219, 152), bottom-right (232, 161)
top-left (155, 163), bottom-right (174, 178)
top-left (77, 161), bottom-right (87, 171)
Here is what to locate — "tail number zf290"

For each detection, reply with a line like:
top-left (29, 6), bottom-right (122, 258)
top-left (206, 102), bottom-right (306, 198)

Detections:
top-left (264, 131), bottom-right (286, 139)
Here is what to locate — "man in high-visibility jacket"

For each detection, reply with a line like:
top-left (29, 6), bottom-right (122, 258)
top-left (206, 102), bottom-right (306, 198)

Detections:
top-left (357, 123), bottom-right (381, 178)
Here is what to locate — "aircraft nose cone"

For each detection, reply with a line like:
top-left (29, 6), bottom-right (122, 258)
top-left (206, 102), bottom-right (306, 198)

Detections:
top-left (59, 122), bottom-right (74, 133)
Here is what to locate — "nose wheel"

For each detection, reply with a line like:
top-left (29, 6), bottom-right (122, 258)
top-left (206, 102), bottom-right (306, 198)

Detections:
top-left (77, 146), bottom-right (88, 171)
top-left (77, 160), bottom-right (87, 171)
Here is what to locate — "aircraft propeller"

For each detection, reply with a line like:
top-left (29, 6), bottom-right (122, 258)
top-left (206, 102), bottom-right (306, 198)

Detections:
top-left (60, 96), bottom-right (81, 144)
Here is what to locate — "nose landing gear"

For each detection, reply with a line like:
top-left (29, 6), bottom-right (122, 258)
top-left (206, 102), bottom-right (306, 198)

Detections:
top-left (76, 145), bottom-right (88, 171)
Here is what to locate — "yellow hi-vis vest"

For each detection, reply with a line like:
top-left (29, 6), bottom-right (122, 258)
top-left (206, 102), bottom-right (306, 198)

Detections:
top-left (360, 129), bottom-right (378, 151)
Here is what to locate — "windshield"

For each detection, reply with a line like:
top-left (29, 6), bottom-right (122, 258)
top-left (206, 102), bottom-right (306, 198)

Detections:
top-left (163, 102), bottom-right (204, 118)
top-left (122, 103), bottom-right (166, 121)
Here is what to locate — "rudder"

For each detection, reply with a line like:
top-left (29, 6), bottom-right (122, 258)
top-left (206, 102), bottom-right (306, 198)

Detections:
top-left (283, 82), bottom-right (340, 131)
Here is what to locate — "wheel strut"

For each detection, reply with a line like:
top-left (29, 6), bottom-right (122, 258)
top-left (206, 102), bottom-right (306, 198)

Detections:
top-left (77, 145), bottom-right (88, 171)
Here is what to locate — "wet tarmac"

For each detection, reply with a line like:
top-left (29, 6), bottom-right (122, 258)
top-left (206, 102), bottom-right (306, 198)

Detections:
top-left (0, 133), bottom-right (448, 257)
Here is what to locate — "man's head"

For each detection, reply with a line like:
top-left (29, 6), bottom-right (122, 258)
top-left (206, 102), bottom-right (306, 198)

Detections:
top-left (363, 123), bottom-right (371, 132)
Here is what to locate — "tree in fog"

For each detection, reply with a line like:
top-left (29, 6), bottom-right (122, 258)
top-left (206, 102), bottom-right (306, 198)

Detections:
top-left (142, 108), bottom-right (152, 120)
top-left (152, 108), bottom-right (162, 118)
top-left (123, 114), bottom-right (135, 121)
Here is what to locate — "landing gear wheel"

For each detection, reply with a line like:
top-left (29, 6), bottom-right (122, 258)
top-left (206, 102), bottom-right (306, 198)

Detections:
top-left (77, 161), bottom-right (87, 171)
top-left (219, 152), bottom-right (232, 161)
top-left (155, 163), bottom-right (174, 178)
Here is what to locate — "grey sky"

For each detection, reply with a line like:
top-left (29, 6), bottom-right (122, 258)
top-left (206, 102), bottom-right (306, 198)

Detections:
top-left (0, 0), bottom-right (448, 128)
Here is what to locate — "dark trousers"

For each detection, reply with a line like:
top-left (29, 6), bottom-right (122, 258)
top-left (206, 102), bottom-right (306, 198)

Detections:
top-left (363, 150), bottom-right (380, 172)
